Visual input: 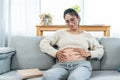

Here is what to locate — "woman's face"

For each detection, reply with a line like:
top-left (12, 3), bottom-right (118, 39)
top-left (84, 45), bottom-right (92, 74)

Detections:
top-left (64, 13), bottom-right (80, 30)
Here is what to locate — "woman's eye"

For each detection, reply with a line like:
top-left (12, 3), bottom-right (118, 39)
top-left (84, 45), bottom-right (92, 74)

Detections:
top-left (71, 18), bottom-right (75, 21)
top-left (65, 20), bottom-right (69, 23)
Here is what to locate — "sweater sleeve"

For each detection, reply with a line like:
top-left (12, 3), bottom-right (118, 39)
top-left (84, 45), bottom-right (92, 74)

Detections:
top-left (89, 36), bottom-right (104, 60)
top-left (39, 31), bottom-right (59, 58)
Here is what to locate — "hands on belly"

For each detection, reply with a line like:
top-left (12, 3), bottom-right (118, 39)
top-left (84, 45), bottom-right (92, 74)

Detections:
top-left (56, 48), bottom-right (87, 62)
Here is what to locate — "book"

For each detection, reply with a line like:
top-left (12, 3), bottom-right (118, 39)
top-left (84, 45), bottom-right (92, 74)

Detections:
top-left (17, 68), bottom-right (43, 79)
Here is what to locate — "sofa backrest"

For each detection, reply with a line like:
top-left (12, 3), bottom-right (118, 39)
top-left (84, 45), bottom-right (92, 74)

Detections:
top-left (88, 38), bottom-right (102, 70)
top-left (9, 36), bottom-right (102, 71)
top-left (9, 36), bottom-right (56, 70)
top-left (100, 37), bottom-right (120, 70)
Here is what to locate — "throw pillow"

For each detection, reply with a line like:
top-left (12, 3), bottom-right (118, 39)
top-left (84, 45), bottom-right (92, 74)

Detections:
top-left (0, 52), bottom-right (15, 74)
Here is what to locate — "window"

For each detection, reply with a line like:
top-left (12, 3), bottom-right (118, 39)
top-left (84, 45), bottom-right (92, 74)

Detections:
top-left (41, 0), bottom-right (84, 25)
top-left (84, 0), bottom-right (120, 37)
top-left (10, 0), bottom-right (40, 36)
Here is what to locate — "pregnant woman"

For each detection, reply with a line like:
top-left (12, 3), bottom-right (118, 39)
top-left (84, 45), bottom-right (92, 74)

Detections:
top-left (39, 8), bottom-right (104, 80)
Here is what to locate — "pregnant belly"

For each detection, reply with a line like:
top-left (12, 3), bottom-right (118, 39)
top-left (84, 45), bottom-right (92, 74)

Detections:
top-left (60, 48), bottom-right (86, 62)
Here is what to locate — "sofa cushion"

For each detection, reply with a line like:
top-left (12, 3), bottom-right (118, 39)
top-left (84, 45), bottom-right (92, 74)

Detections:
top-left (9, 36), bottom-right (56, 70)
top-left (88, 38), bottom-right (102, 70)
top-left (89, 59), bottom-right (100, 70)
top-left (90, 71), bottom-right (120, 80)
top-left (26, 71), bottom-right (120, 80)
top-left (0, 71), bottom-right (21, 80)
top-left (0, 52), bottom-right (15, 74)
top-left (27, 77), bottom-right (42, 80)
top-left (100, 38), bottom-right (120, 70)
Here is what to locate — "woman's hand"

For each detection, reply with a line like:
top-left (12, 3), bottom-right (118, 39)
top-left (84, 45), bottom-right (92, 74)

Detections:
top-left (56, 50), bottom-right (67, 62)
top-left (74, 48), bottom-right (91, 58)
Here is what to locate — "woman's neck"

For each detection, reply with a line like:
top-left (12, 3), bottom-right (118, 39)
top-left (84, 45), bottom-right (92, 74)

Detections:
top-left (68, 29), bottom-right (81, 34)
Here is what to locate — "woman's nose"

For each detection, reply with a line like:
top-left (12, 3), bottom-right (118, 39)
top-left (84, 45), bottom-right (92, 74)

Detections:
top-left (68, 21), bottom-right (73, 25)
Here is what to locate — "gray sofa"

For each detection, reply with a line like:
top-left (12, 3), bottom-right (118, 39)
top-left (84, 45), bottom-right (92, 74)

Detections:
top-left (0, 36), bottom-right (120, 80)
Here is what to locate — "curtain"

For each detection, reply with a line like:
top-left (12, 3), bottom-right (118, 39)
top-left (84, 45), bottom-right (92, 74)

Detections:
top-left (0, 0), bottom-right (8, 47)
top-left (0, 0), bottom-right (40, 47)
top-left (11, 0), bottom-right (40, 36)
top-left (0, 0), bottom-right (4, 47)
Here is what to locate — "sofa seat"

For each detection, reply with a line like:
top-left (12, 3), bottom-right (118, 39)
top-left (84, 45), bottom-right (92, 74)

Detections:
top-left (0, 70), bottom-right (42, 80)
top-left (0, 70), bottom-right (43, 80)
top-left (26, 71), bottom-right (120, 80)
top-left (0, 70), bottom-right (120, 80)
top-left (90, 71), bottom-right (120, 80)
top-left (0, 70), bottom-right (20, 80)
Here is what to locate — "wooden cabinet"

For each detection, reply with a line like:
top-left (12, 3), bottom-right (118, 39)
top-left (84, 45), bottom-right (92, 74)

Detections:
top-left (36, 25), bottom-right (110, 37)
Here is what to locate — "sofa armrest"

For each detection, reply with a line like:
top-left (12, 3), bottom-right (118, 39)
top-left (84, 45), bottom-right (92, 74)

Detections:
top-left (0, 47), bottom-right (16, 74)
top-left (0, 47), bottom-right (16, 54)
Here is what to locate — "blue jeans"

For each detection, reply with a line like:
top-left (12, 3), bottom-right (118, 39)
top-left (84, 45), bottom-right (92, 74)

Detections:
top-left (42, 60), bottom-right (92, 80)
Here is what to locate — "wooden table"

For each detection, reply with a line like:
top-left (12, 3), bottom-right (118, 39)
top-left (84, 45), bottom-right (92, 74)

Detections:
top-left (36, 25), bottom-right (110, 37)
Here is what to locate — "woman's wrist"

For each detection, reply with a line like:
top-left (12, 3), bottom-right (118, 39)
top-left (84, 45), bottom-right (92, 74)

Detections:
top-left (87, 52), bottom-right (91, 59)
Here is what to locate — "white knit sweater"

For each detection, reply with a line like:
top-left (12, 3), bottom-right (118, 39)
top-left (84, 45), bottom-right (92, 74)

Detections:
top-left (39, 29), bottom-right (104, 59)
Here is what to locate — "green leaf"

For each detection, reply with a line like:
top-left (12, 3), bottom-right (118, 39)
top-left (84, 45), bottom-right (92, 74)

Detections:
top-left (71, 5), bottom-right (81, 13)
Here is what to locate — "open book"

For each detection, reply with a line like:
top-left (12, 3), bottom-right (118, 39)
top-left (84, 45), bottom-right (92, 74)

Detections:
top-left (17, 68), bottom-right (43, 79)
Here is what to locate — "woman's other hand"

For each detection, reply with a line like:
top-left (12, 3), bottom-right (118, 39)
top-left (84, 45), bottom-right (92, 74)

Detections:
top-left (56, 50), bottom-right (67, 62)
top-left (74, 48), bottom-right (91, 58)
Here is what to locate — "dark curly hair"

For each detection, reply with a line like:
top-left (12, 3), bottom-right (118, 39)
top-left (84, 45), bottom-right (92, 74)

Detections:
top-left (63, 8), bottom-right (80, 25)
top-left (63, 8), bottom-right (79, 19)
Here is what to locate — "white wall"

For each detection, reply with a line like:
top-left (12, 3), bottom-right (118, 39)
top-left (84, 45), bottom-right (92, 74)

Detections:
top-left (41, 0), bottom-right (84, 25)
top-left (43, 0), bottom-right (120, 37)
top-left (84, 0), bottom-right (120, 37)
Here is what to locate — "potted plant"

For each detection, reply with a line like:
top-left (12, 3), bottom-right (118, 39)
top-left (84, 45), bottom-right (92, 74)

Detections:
top-left (40, 13), bottom-right (53, 25)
